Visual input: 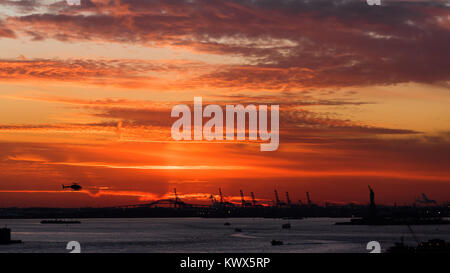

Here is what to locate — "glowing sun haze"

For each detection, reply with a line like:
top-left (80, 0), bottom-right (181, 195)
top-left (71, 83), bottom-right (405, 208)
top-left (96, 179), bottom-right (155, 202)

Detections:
top-left (0, 0), bottom-right (449, 207)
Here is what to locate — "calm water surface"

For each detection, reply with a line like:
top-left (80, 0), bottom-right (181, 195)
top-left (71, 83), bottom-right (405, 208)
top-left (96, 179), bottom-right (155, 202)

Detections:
top-left (1, 218), bottom-right (449, 253)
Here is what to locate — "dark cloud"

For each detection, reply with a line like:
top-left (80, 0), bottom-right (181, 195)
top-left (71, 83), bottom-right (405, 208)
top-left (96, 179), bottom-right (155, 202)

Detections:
top-left (2, 0), bottom-right (449, 88)
top-left (0, 95), bottom-right (419, 138)
top-left (0, 20), bottom-right (15, 38)
top-left (0, 58), bottom-right (208, 89)
top-left (0, 0), bottom-right (42, 13)
top-left (76, 99), bottom-right (422, 137)
top-left (0, 59), bottom-right (174, 79)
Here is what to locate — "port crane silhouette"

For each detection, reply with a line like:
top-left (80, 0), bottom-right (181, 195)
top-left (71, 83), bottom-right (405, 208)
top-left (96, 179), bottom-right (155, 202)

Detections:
top-left (415, 193), bottom-right (437, 204)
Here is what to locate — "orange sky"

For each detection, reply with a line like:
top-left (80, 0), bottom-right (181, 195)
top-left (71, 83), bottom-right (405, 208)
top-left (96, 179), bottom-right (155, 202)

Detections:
top-left (0, 0), bottom-right (449, 207)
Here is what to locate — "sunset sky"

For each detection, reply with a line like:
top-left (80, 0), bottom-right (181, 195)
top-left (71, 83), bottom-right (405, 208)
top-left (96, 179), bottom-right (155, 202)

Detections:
top-left (0, 0), bottom-right (449, 207)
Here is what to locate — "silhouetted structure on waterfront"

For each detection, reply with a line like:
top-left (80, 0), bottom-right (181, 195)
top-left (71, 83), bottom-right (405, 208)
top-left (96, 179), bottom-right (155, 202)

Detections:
top-left (240, 190), bottom-right (252, 207)
top-left (368, 185), bottom-right (377, 219)
top-left (219, 188), bottom-right (224, 204)
top-left (336, 186), bottom-right (449, 225)
top-left (1, 188), bottom-right (449, 221)
top-left (251, 192), bottom-right (257, 206)
top-left (0, 227), bottom-right (21, 244)
top-left (286, 192), bottom-right (291, 206)
top-left (119, 188), bottom-right (190, 209)
top-left (274, 189), bottom-right (288, 207)
top-left (388, 238), bottom-right (450, 253)
top-left (416, 193), bottom-right (437, 205)
top-left (306, 192), bottom-right (312, 206)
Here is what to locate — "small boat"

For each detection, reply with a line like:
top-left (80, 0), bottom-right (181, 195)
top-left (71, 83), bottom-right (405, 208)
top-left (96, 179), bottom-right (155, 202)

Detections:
top-left (224, 222), bottom-right (231, 226)
top-left (234, 228), bottom-right (242, 232)
top-left (271, 240), bottom-right (283, 246)
top-left (40, 219), bottom-right (81, 224)
top-left (282, 223), bottom-right (291, 229)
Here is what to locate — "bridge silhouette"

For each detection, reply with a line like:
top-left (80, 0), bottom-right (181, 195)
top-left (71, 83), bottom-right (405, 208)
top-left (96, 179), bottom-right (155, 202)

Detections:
top-left (119, 188), bottom-right (192, 208)
top-left (121, 198), bottom-right (190, 208)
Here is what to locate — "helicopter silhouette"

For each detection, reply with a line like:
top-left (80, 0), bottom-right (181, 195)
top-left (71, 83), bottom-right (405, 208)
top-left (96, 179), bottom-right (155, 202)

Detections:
top-left (62, 183), bottom-right (82, 191)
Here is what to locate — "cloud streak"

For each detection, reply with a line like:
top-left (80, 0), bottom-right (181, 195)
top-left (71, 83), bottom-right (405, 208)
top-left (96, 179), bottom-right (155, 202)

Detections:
top-left (1, 0), bottom-right (448, 88)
